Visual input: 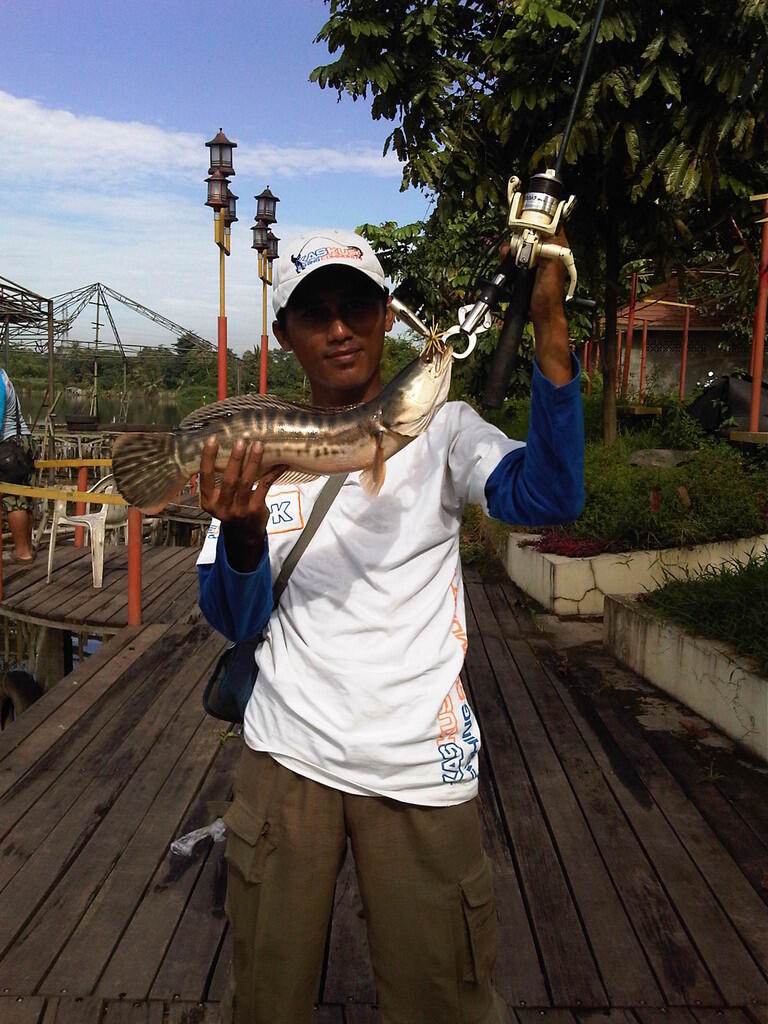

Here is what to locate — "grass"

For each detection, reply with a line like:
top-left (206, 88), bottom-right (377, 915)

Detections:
top-left (642, 552), bottom-right (768, 676)
top-left (484, 386), bottom-right (768, 554)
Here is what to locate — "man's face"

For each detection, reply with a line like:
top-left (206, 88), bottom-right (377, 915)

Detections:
top-left (273, 266), bottom-right (394, 407)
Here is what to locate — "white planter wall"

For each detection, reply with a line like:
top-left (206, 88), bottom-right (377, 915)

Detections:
top-left (504, 532), bottom-right (768, 617)
top-left (604, 595), bottom-right (768, 764)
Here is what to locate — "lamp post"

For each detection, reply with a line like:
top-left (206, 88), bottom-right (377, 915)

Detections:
top-left (252, 187), bottom-right (279, 393)
top-left (205, 130), bottom-right (237, 400)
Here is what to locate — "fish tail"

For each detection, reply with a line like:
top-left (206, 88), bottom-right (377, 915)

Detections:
top-left (112, 432), bottom-right (188, 513)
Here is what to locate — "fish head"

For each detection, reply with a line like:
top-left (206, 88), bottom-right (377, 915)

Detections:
top-left (381, 342), bottom-right (453, 437)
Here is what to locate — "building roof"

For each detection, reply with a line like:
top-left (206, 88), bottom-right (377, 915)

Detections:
top-left (615, 271), bottom-right (735, 333)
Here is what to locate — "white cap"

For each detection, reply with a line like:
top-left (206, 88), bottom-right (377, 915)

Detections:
top-left (272, 228), bottom-right (386, 316)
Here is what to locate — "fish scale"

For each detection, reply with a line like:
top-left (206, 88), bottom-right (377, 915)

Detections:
top-left (112, 345), bottom-right (453, 513)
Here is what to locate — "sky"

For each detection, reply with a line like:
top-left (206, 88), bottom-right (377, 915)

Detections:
top-left (0, 0), bottom-right (430, 353)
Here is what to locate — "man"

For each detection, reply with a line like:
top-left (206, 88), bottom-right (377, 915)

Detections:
top-left (0, 368), bottom-right (35, 563)
top-left (197, 229), bottom-right (584, 1024)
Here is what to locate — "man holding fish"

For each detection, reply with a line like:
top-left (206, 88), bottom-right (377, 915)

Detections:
top-left (195, 229), bottom-right (583, 1023)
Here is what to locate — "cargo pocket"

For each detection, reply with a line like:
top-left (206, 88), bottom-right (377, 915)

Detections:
top-left (459, 854), bottom-right (497, 983)
top-left (223, 797), bottom-right (276, 885)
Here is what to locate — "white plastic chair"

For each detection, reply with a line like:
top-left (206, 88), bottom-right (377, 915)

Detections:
top-left (47, 474), bottom-right (128, 589)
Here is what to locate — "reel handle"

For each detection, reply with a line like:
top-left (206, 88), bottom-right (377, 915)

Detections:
top-left (480, 267), bottom-right (536, 409)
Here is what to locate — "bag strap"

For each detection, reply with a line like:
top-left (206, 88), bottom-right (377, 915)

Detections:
top-left (14, 392), bottom-right (22, 440)
top-left (271, 473), bottom-right (347, 608)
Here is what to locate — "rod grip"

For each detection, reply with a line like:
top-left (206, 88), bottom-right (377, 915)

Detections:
top-left (481, 268), bottom-right (537, 408)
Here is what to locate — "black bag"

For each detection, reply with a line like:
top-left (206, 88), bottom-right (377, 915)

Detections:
top-left (202, 474), bottom-right (348, 724)
top-left (203, 637), bottom-right (261, 723)
top-left (0, 393), bottom-right (34, 485)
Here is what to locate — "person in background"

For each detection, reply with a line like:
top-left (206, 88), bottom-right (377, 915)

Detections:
top-left (0, 368), bottom-right (35, 563)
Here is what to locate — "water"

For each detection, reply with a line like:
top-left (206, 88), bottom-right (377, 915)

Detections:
top-left (19, 388), bottom-right (204, 429)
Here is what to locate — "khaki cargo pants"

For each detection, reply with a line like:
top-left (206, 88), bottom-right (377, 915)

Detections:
top-left (221, 746), bottom-right (506, 1024)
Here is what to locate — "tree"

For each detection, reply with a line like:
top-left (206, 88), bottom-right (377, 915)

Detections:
top-left (312, 0), bottom-right (768, 440)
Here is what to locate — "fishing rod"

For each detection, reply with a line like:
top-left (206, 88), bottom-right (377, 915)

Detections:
top-left (441, 0), bottom-right (608, 407)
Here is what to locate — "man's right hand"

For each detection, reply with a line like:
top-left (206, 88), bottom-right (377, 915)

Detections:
top-left (199, 437), bottom-right (285, 571)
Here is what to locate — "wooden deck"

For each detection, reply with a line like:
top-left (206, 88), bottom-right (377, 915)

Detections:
top-left (1, 567), bottom-right (767, 1023)
top-left (0, 545), bottom-right (201, 632)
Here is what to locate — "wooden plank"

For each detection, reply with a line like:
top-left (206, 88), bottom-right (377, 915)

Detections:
top-left (99, 1002), bottom-right (164, 1023)
top-left (313, 1010), bottom-right (343, 1023)
top-left (165, 1004), bottom-right (220, 1023)
top-left (485, 583), bottom-right (718, 1007)
top-left (0, 624), bottom-right (168, 804)
top-left (205, 927), bottom-right (232, 1003)
top-left (0, 546), bottom-right (84, 605)
top-left (747, 1008), bottom-right (768, 1024)
top-left (39, 997), bottom-right (105, 1023)
top-left (514, 1009), bottom-right (577, 1024)
top-left (97, 735), bottom-right (240, 1000)
top-left (582, 694), bottom-right (768, 995)
top-left (45, 708), bottom-right (228, 995)
top-left (729, 430), bottom-right (768, 445)
top-left (472, 713), bottom-right (549, 1008)
top-left (342, 1008), bottom-right (378, 1024)
top-left (101, 550), bottom-right (194, 627)
top-left (0, 625), bottom-right (143, 763)
top-left (0, 995), bottom-right (46, 1024)
top-left (73, 547), bottom-right (182, 625)
top-left (0, 624), bottom-right (219, 983)
top-left (0, 624), bottom-right (191, 891)
top-left (462, 596), bottom-right (607, 1007)
top-left (148, 834), bottom-right (229, 1001)
top-left (538, 649), bottom-right (768, 1005)
top-left (470, 582), bottom-right (661, 1008)
top-left (322, 842), bottom-right (376, 1005)
top-left (634, 1009), bottom-right (699, 1024)
top-left (637, 727), bottom-right (768, 905)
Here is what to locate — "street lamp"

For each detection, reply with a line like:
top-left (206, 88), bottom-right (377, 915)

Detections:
top-left (252, 187), bottom-right (279, 393)
top-left (205, 130), bottom-right (236, 400)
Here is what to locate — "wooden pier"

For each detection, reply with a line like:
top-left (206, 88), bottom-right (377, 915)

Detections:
top-left (1, 567), bottom-right (767, 1023)
top-left (0, 545), bottom-right (200, 633)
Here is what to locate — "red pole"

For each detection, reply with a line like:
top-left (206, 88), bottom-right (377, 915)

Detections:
top-left (585, 340), bottom-right (592, 396)
top-left (127, 507), bottom-right (142, 626)
top-left (639, 320), bottom-right (648, 401)
top-left (259, 334), bottom-right (268, 394)
top-left (679, 306), bottom-right (691, 402)
top-left (75, 465), bottom-right (88, 548)
top-left (217, 316), bottom-right (227, 401)
top-left (621, 272), bottom-right (638, 399)
top-left (748, 199), bottom-right (768, 432)
top-left (615, 329), bottom-right (623, 398)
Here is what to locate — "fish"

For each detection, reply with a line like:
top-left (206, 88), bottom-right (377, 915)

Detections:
top-left (112, 341), bottom-right (453, 513)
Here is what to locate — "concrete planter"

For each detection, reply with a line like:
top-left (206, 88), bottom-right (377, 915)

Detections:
top-left (503, 532), bottom-right (768, 617)
top-left (604, 594), bottom-right (768, 764)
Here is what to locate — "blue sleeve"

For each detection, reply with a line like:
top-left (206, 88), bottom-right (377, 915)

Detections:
top-left (484, 354), bottom-right (585, 525)
top-left (0, 373), bottom-right (6, 430)
top-left (197, 532), bottom-right (273, 642)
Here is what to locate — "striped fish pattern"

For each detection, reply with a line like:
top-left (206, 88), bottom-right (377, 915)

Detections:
top-left (112, 344), bottom-right (453, 513)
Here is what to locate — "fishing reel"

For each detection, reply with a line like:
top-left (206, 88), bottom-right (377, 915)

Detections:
top-left (506, 171), bottom-right (578, 300)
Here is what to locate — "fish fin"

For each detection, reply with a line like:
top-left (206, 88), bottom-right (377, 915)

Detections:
top-left (270, 469), bottom-right (323, 486)
top-left (359, 435), bottom-right (387, 497)
top-left (112, 432), bottom-right (187, 513)
top-left (179, 392), bottom-right (357, 431)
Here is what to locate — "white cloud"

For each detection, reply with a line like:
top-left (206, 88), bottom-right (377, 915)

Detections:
top-left (0, 90), bottom-right (421, 354)
top-left (0, 90), bottom-right (400, 189)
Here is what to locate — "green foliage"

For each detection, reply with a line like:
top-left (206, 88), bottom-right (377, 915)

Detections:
top-left (644, 552), bottom-right (768, 676)
top-left (569, 436), bottom-right (768, 551)
top-left (313, 0), bottom-right (768, 438)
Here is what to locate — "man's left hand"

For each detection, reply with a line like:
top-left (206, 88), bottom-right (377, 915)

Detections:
top-left (529, 229), bottom-right (572, 386)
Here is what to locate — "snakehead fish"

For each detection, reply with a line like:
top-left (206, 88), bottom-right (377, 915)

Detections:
top-left (112, 341), bottom-right (453, 513)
